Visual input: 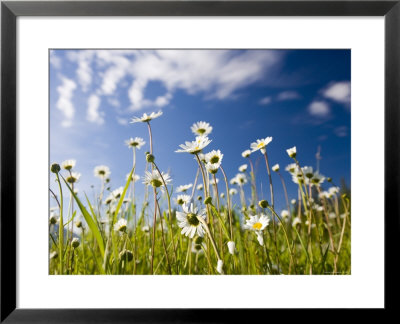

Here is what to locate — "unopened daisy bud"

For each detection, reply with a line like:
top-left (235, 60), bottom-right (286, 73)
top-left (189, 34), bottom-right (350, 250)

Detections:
top-left (50, 163), bottom-right (61, 174)
top-left (272, 164), bottom-right (280, 172)
top-left (249, 204), bottom-right (255, 211)
top-left (71, 238), bottom-right (80, 249)
top-left (49, 214), bottom-right (58, 225)
top-left (258, 200), bottom-right (269, 209)
top-left (119, 249), bottom-right (134, 262)
top-left (227, 241), bottom-right (236, 255)
top-left (146, 153), bottom-right (155, 163)
top-left (194, 236), bottom-right (203, 245)
top-left (286, 146), bottom-right (297, 158)
top-left (50, 251), bottom-right (58, 259)
top-left (204, 196), bottom-right (212, 205)
top-left (216, 259), bottom-right (224, 274)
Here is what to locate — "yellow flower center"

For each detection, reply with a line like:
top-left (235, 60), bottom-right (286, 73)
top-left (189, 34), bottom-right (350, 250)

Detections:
top-left (257, 142), bottom-right (265, 149)
top-left (252, 222), bottom-right (262, 230)
top-left (198, 128), bottom-right (206, 134)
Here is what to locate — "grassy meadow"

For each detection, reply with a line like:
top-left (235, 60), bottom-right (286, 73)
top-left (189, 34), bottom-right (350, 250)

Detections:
top-left (49, 113), bottom-right (351, 275)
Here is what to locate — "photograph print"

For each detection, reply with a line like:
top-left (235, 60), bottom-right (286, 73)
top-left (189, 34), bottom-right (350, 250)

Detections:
top-left (49, 49), bottom-right (351, 275)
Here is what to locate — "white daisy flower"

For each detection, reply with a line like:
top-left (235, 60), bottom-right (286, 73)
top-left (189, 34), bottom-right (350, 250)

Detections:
top-left (302, 166), bottom-right (314, 179)
top-left (176, 136), bottom-right (212, 154)
top-left (126, 173), bottom-right (140, 182)
top-left (191, 121), bottom-right (213, 136)
top-left (329, 212), bottom-right (337, 219)
top-left (125, 137), bottom-right (145, 149)
top-left (272, 164), bottom-right (280, 172)
top-left (205, 162), bottom-right (220, 174)
top-left (49, 212), bottom-right (59, 225)
top-left (250, 137), bottom-right (273, 154)
top-left (243, 214), bottom-right (270, 246)
top-left (61, 159), bottom-right (76, 171)
top-left (66, 172), bottom-right (81, 184)
top-left (239, 164), bottom-right (248, 172)
top-left (204, 150), bottom-right (223, 165)
top-left (230, 173), bottom-right (248, 186)
top-left (311, 172), bottom-right (325, 186)
top-left (94, 165), bottom-right (111, 179)
top-left (242, 150), bottom-right (252, 158)
top-left (142, 225), bottom-right (150, 233)
top-left (229, 188), bottom-right (238, 196)
top-left (328, 186), bottom-right (340, 196)
top-left (176, 183), bottom-right (193, 193)
top-left (130, 111), bottom-right (163, 123)
top-left (286, 146), bottom-right (297, 158)
top-left (285, 163), bottom-right (298, 174)
top-left (319, 191), bottom-right (330, 199)
top-left (176, 203), bottom-right (207, 238)
top-left (114, 218), bottom-right (127, 232)
top-left (176, 194), bottom-right (191, 205)
top-left (142, 170), bottom-right (171, 189)
top-left (291, 199), bottom-right (297, 205)
top-left (220, 193), bottom-right (225, 199)
top-left (227, 241), bottom-right (236, 255)
top-left (104, 193), bottom-right (114, 205)
top-left (111, 187), bottom-right (124, 200)
top-left (216, 259), bottom-right (224, 274)
top-left (292, 217), bottom-right (301, 227)
top-left (196, 184), bottom-right (203, 191)
top-left (281, 210), bottom-right (289, 218)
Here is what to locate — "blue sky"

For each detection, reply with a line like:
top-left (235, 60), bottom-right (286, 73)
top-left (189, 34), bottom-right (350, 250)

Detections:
top-left (50, 49), bottom-right (350, 213)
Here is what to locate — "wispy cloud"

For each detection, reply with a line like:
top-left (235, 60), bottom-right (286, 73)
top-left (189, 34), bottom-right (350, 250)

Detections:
top-left (56, 75), bottom-right (77, 127)
top-left (334, 126), bottom-right (348, 137)
top-left (276, 90), bottom-right (301, 101)
top-left (259, 96), bottom-right (272, 105)
top-left (308, 101), bottom-right (330, 118)
top-left (322, 81), bottom-right (350, 104)
top-left (87, 94), bottom-right (104, 125)
top-left (50, 51), bottom-right (61, 70)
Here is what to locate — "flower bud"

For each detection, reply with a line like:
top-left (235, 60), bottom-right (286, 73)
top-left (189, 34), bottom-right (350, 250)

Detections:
top-left (258, 200), bottom-right (269, 209)
top-left (216, 259), bottom-right (224, 274)
top-left (50, 163), bottom-right (61, 174)
top-left (146, 153), bottom-right (155, 163)
top-left (227, 241), bottom-right (235, 255)
top-left (204, 196), bottom-right (212, 205)
top-left (119, 249), bottom-right (134, 262)
top-left (71, 238), bottom-right (80, 249)
top-left (194, 236), bottom-right (203, 245)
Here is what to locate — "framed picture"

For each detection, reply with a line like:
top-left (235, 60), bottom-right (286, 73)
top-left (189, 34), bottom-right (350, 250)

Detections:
top-left (1, 0), bottom-right (398, 321)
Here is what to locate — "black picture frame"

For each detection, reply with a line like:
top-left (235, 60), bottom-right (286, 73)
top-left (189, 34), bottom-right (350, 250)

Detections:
top-left (1, 0), bottom-right (398, 321)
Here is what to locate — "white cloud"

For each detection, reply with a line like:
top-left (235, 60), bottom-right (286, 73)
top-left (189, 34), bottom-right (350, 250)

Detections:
top-left (334, 126), bottom-right (348, 137)
top-left (50, 51), bottom-right (61, 70)
top-left (308, 101), bottom-right (330, 118)
top-left (277, 90), bottom-right (300, 101)
top-left (56, 76), bottom-right (77, 127)
top-left (87, 94), bottom-right (104, 125)
top-left (103, 50), bottom-right (281, 110)
top-left (67, 51), bottom-right (94, 92)
top-left (259, 96), bottom-right (272, 105)
top-left (116, 117), bottom-right (129, 125)
top-left (322, 81), bottom-right (351, 104)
